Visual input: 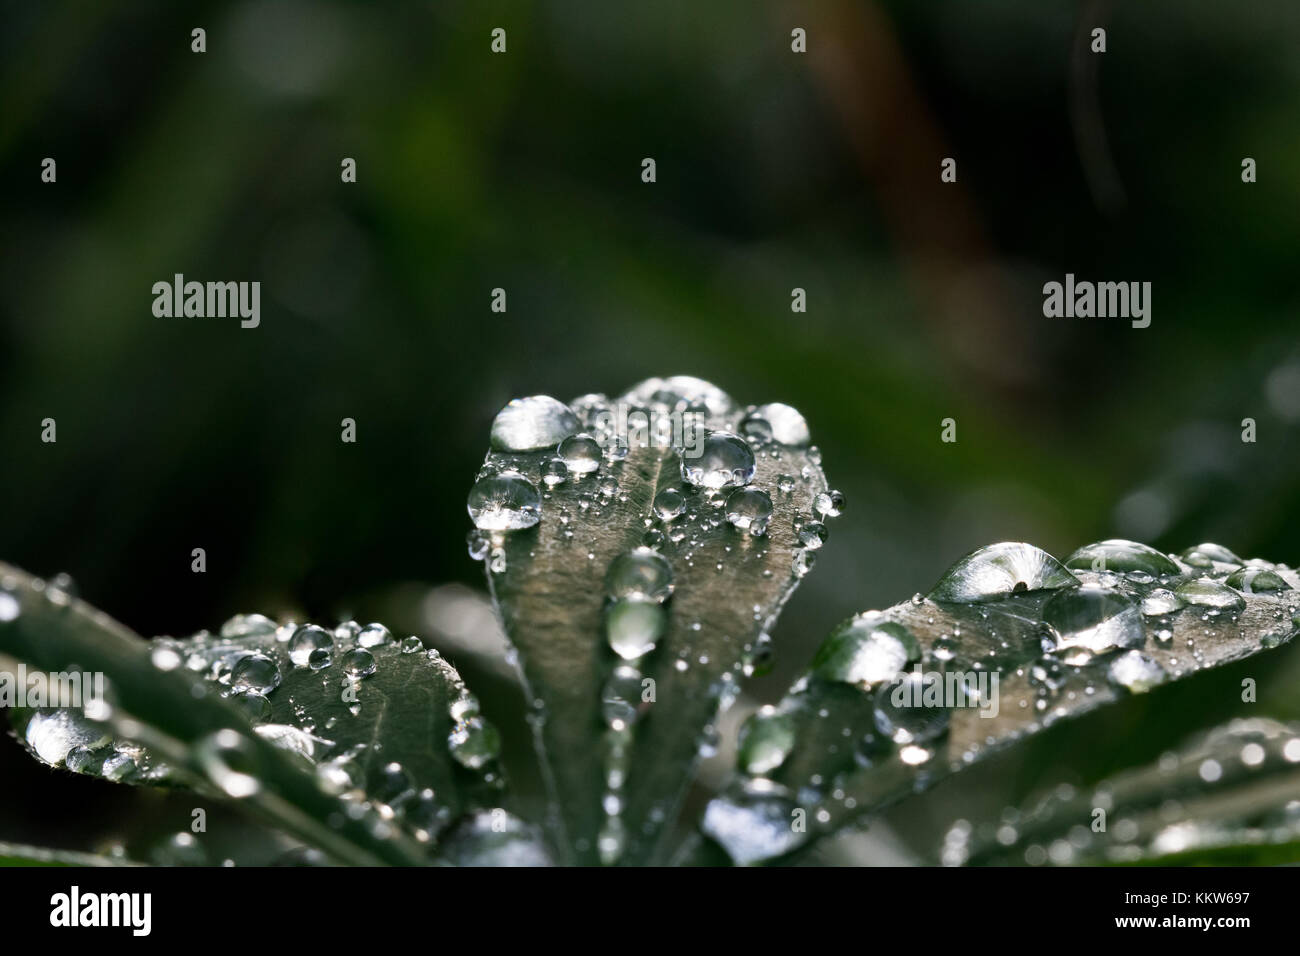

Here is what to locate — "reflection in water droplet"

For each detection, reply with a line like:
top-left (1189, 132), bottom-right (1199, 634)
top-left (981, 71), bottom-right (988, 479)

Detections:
top-left (230, 653), bottom-right (282, 695)
top-left (448, 718), bottom-right (502, 769)
top-left (288, 624), bottom-right (333, 667)
top-left (873, 673), bottom-right (951, 745)
top-left (605, 548), bottom-right (674, 603)
top-left (931, 542), bottom-right (1078, 603)
top-left (653, 488), bottom-right (686, 521)
top-left (725, 488), bottom-right (773, 535)
top-left (1043, 587), bottom-right (1144, 653)
top-left (490, 395), bottom-right (580, 452)
top-left (1140, 588), bottom-right (1185, 616)
top-left (1064, 539), bottom-right (1180, 576)
top-left (737, 706), bottom-right (796, 775)
top-left (605, 599), bottom-right (667, 660)
top-left (196, 729), bottom-right (262, 798)
top-left (1107, 650), bottom-right (1167, 692)
top-left (601, 665), bottom-right (644, 729)
top-left (813, 616), bottom-right (919, 688)
top-left (341, 648), bottom-right (377, 678)
top-left (681, 433), bottom-right (755, 490)
top-left (467, 472), bottom-right (542, 531)
top-left (701, 779), bottom-right (805, 866)
top-left (1176, 578), bottom-right (1246, 612)
top-left (1225, 567), bottom-right (1289, 594)
top-left (557, 434), bottom-right (603, 475)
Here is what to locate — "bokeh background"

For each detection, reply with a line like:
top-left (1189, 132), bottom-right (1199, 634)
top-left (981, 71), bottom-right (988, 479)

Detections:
top-left (2, 0), bottom-right (1299, 863)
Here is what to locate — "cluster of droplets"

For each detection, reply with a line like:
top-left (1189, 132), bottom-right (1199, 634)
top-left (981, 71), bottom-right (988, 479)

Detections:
top-left (943, 718), bottom-right (1300, 866)
top-left (702, 538), bottom-right (1298, 864)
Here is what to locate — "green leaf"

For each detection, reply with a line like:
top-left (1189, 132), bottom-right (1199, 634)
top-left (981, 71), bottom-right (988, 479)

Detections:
top-left (470, 378), bottom-right (836, 863)
top-left (0, 563), bottom-right (506, 865)
top-left (946, 717), bottom-right (1300, 865)
top-left (697, 540), bottom-right (1298, 864)
top-left (0, 842), bottom-right (139, 867)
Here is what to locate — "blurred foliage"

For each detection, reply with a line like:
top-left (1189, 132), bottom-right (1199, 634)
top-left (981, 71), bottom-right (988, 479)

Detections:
top-left (2, 0), bottom-right (1298, 862)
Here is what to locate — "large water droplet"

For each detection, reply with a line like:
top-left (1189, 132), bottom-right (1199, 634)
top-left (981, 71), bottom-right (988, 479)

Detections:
top-left (747, 403), bottom-right (810, 447)
top-left (1176, 578), bottom-right (1246, 611)
top-left (467, 472), bottom-right (542, 531)
top-left (601, 665), bottom-right (645, 729)
top-left (1063, 539), bottom-right (1180, 576)
top-left (229, 652), bottom-right (282, 695)
top-left (701, 779), bottom-right (805, 866)
top-left (605, 548), bottom-right (674, 603)
top-left (490, 395), bottom-right (580, 452)
top-left (605, 599), bottom-right (667, 660)
top-left (725, 488), bottom-right (773, 535)
top-left (930, 542), bottom-right (1078, 603)
top-left (680, 433), bottom-right (755, 490)
top-left (288, 624), bottom-right (334, 667)
top-left (737, 706), bottom-right (796, 775)
top-left (620, 376), bottom-right (734, 417)
top-left (557, 434), bottom-right (602, 475)
top-left (1043, 587), bottom-right (1144, 653)
top-left (448, 717), bottom-right (502, 769)
top-left (653, 487), bottom-right (687, 521)
top-left (873, 673), bottom-right (951, 745)
top-left (813, 616), bottom-right (919, 688)
top-left (1225, 567), bottom-right (1290, 594)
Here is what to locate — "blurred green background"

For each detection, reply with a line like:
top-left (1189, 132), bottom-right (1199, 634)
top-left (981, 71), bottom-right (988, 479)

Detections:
top-left (2, 0), bottom-right (1299, 863)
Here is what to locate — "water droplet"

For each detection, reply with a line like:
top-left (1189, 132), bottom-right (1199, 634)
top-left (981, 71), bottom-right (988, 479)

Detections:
top-left (873, 673), bottom-right (950, 745)
top-left (1140, 588), bottom-right (1185, 616)
top-left (605, 599), bottom-right (667, 660)
top-left (1107, 651), bottom-right (1167, 692)
top-left (653, 488), bottom-right (687, 521)
top-left (490, 395), bottom-right (579, 452)
top-left (620, 375), bottom-right (734, 417)
top-left (448, 717), bottom-right (502, 769)
top-left (737, 706), bottom-right (796, 775)
top-left (196, 729), bottom-right (261, 798)
top-left (797, 521), bottom-right (828, 549)
top-left (813, 616), bottom-right (919, 688)
top-left (401, 636), bottom-right (424, 653)
top-left (680, 433), bottom-right (755, 490)
top-left (1063, 539), bottom-right (1180, 576)
top-left (1179, 542), bottom-right (1243, 568)
top-left (601, 665), bottom-right (645, 729)
top-left (220, 613), bottom-right (278, 639)
top-left (1043, 587), bottom-right (1144, 653)
top-left (357, 623), bottom-right (392, 648)
top-left (777, 474), bottom-right (796, 494)
top-left (605, 548), bottom-right (674, 603)
top-left (1225, 567), bottom-right (1290, 594)
top-left (812, 489), bottom-right (845, 519)
top-left (1176, 578), bottom-right (1246, 612)
top-left (308, 648), bottom-right (333, 670)
top-left (557, 434), bottom-right (603, 475)
top-left (288, 624), bottom-right (333, 666)
top-left (467, 472), bottom-right (542, 531)
top-left (540, 458), bottom-right (569, 487)
top-left (751, 403), bottom-right (810, 446)
top-left (792, 550), bottom-right (817, 577)
top-left (725, 488), bottom-right (773, 535)
top-left (341, 648), bottom-right (377, 678)
top-left (230, 653), bottom-right (281, 695)
top-left (930, 542), bottom-right (1078, 603)
top-left (701, 779), bottom-right (805, 865)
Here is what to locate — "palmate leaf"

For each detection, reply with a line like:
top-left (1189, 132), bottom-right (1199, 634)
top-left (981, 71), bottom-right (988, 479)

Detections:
top-left (945, 717), bottom-right (1300, 866)
top-left (469, 377), bottom-right (838, 864)
top-left (695, 540), bottom-right (1299, 864)
top-left (0, 563), bottom-right (540, 866)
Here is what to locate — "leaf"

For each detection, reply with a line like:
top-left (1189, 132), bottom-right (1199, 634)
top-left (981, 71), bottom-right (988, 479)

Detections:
top-left (469, 378), bottom-right (837, 863)
top-left (697, 540), bottom-right (1299, 864)
top-left (0, 563), bottom-right (508, 865)
top-left (0, 842), bottom-right (139, 867)
top-left (945, 717), bottom-right (1300, 866)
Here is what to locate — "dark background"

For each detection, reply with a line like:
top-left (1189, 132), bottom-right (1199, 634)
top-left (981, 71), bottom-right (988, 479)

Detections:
top-left (2, 0), bottom-right (1299, 863)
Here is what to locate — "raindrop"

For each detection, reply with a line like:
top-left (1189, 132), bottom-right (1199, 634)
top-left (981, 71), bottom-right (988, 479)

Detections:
top-left (725, 488), bottom-right (773, 535)
top-left (288, 624), bottom-right (333, 667)
top-left (1107, 651), bottom-right (1167, 693)
top-left (229, 653), bottom-right (282, 695)
top-left (467, 472), bottom-right (542, 531)
top-left (601, 666), bottom-right (645, 729)
top-left (812, 489), bottom-right (845, 519)
top-left (680, 433), bottom-right (755, 490)
top-left (490, 396), bottom-right (579, 452)
top-left (930, 542), bottom-right (1078, 603)
top-left (1063, 540), bottom-right (1180, 576)
top-left (340, 648), bottom-right (377, 678)
top-left (448, 717), bottom-right (502, 769)
top-left (1225, 567), bottom-right (1289, 594)
top-left (357, 623), bottom-right (392, 648)
top-left (737, 706), bottom-right (796, 775)
top-left (873, 673), bottom-right (950, 745)
top-left (605, 548), bottom-right (674, 603)
top-left (1043, 588), bottom-right (1144, 653)
top-left (813, 615), bottom-right (919, 688)
top-left (605, 599), bottom-right (667, 660)
top-left (1176, 578), bottom-right (1246, 612)
top-left (652, 488), bottom-right (687, 521)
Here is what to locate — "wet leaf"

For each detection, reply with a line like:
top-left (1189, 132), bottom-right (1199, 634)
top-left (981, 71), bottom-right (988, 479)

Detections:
top-left (0, 563), bottom-right (503, 865)
top-left (945, 717), bottom-right (1300, 865)
top-left (469, 377), bottom-right (836, 863)
top-left (0, 842), bottom-right (140, 867)
top-left (697, 541), bottom-right (1299, 864)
